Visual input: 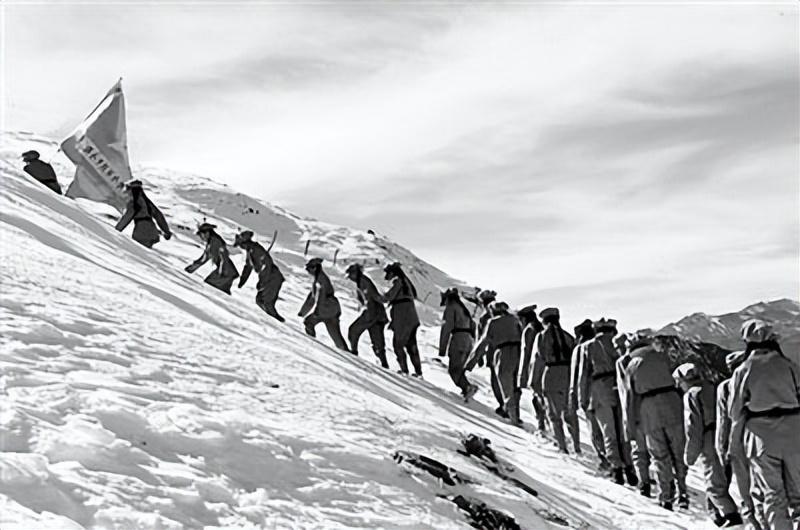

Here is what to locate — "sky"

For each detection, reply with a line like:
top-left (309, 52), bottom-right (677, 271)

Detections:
top-left (2, 1), bottom-right (798, 330)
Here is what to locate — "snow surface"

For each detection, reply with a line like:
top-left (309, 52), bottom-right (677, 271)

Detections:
top-left (2, 132), bottom-right (718, 528)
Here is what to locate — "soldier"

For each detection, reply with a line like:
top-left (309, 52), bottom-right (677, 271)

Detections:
top-left (22, 150), bottom-right (62, 194)
top-left (673, 363), bottom-right (741, 526)
top-left (475, 289), bottom-right (508, 418)
top-left (573, 319), bottom-right (610, 470)
top-left (717, 350), bottom-right (765, 530)
top-left (346, 263), bottom-right (388, 367)
top-left (527, 307), bottom-right (578, 452)
top-left (234, 230), bottom-right (285, 322)
top-left (468, 301), bottom-right (523, 424)
top-left (729, 320), bottom-right (800, 530)
top-left (616, 332), bottom-right (652, 496)
top-left (184, 223), bottom-right (239, 294)
top-left (383, 262), bottom-right (422, 377)
top-left (518, 305), bottom-right (548, 433)
top-left (298, 258), bottom-right (349, 351)
top-left (115, 180), bottom-right (172, 248)
top-left (623, 334), bottom-right (689, 511)
top-left (576, 318), bottom-right (635, 485)
top-left (439, 288), bottom-right (479, 400)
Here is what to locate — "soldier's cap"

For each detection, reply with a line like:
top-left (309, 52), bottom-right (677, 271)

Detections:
top-left (574, 318), bottom-right (594, 335)
top-left (440, 287), bottom-right (460, 306)
top-left (233, 230), bottom-right (254, 247)
top-left (516, 304), bottom-right (538, 317)
top-left (725, 350), bottom-right (747, 371)
top-left (124, 179), bottom-right (143, 189)
top-left (672, 362), bottom-right (701, 383)
top-left (383, 262), bottom-right (403, 278)
top-left (22, 150), bottom-right (40, 162)
top-left (478, 289), bottom-right (497, 303)
top-left (539, 307), bottom-right (560, 320)
top-left (593, 318), bottom-right (618, 330)
top-left (625, 332), bottom-right (652, 351)
top-left (740, 319), bottom-right (778, 343)
top-left (196, 222), bottom-right (217, 234)
top-left (305, 257), bottom-right (324, 269)
top-left (489, 301), bottom-right (509, 314)
top-left (345, 263), bottom-right (362, 275)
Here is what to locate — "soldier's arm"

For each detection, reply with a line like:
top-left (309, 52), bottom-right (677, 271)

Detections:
top-left (684, 391), bottom-right (704, 466)
top-left (382, 279), bottom-right (400, 304)
top-left (148, 198), bottom-right (171, 237)
top-left (715, 384), bottom-right (731, 465)
top-left (727, 368), bottom-right (750, 460)
top-left (238, 252), bottom-right (253, 288)
top-left (518, 326), bottom-right (534, 388)
top-left (577, 344), bottom-right (592, 411)
top-left (115, 201), bottom-right (135, 232)
top-left (531, 333), bottom-right (545, 395)
top-left (465, 324), bottom-right (491, 371)
top-left (185, 243), bottom-right (211, 273)
top-left (439, 306), bottom-right (455, 357)
top-left (569, 345), bottom-right (583, 409)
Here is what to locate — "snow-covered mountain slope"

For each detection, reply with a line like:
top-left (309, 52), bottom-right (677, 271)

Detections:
top-left (657, 299), bottom-right (800, 367)
top-left (3, 131), bottom-right (715, 529)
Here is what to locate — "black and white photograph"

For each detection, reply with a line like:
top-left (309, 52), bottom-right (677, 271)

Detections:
top-left (1, 1), bottom-right (798, 528)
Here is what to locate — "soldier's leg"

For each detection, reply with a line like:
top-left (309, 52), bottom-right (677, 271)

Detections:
top-left (546, 392), bottom-right (568, 452)
top-left (749, 451), bottom-right (792, 530)
top-left (701, 439), bottom-right (738, 517)
top-left (665, 422), bottom-right (689, 499)
top-left (632, 427), bottom-right (652, 489)
top-left (532, 394), bottom-right (548, 432)
top-left (488, 359), bottom-right (505, 411)
top-left (347, 313), bottom-right (371, 354)
top-left (303, 314), bottom-right (320, 337)
top-left (783, 451), bottom-right (800, 529)
top-left (447, 338), bottom-right (470, 393)
top-left (647, 427), bottom-right (676, 505)
top-left (260, 276), bottom-right (285, 321)
top-left (406, 327), bottom-right (423, 376)
top-left (731, 453), bottom-right (762, 530)
top-left (392, 332), bottom-right (409, 374)
top-left (586, 410), bottom-right (608, 464)
top-left (594, 402), bottom-right (623, 469)
top-left (367, 323), bottom-right (389, 367)
top-left (495, 350), bottom-right (519, 423)
top-left (323, 318), bottom-right (350, 351)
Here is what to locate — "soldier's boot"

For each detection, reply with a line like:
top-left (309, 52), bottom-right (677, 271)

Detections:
top-left (678, 493), bottom-right (690, 510)
top-left (407, 344), bottom-right (423, 377)
top-left (660, 501), bottom-right (673, 511)
top-left (266, 306), bottom-right (285, 323)
top-left (612, 467), bottom-right (625, 485)
top-left (395, 350), bottom-right (409, 374)
top-left (463, 384), bottom-right (479, 402)
top-left (625, 466), bottom-right (639, 487)
top-left (375, 348), bottom-right (389, 368)
top-left (640, 481), bottom-right (652, 498)
top-left (598, 455), bottom-right (611, 471)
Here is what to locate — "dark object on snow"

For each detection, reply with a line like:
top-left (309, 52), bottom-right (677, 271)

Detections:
top-left (459, 435), bottom-right (538, 498)
top-left (115, 183), bottom-right (171, 248)
top-left (22, 151), bottom-right (62, 195)
top-left (367, 229), bottom-right (375, 235)
top-left (393, 451), bottom-right (472, 487)
top-left (447, 494), bottom-right (522, 530)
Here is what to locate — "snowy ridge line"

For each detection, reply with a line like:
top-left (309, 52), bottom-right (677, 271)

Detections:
top-left (2, 131), bottom-right (709, 529)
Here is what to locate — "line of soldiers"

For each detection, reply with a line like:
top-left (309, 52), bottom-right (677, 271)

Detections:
top-left (23, 155), bottom-right (798, 528)
top-left (435, 288), bottom-right (798, 529)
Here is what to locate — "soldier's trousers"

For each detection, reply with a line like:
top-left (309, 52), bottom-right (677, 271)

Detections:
top-left (348, 313), bottom-right (387, 366)
top-left (132, 219), bottom-right (160, 248)
top-left (446, 333), bottom-right (472, 393)
top-left (594, 402), bottom-right (632, 469)
top-left (393, 325), bottom-right (422, 376)
top-left (304, 314), bottom-right (349, 351)
top-left (545, 388), bottom-right (579, 452)
top-left (256, 274), bottom-right (284, 321)
top-left (489, 360), bottom-right (505, 410)
top-left (586, 409), bottom-right (608, 461)
top-left (533, 392), bottom-right (548, 431)
top-left (493, 346), bottom-right (520, 422)
top-left (631, 426), bottom-right (651, 483)
top-left (646, 423), bottom-right (688, 503)
top-left (730, 451), bottom-right (764, 530)
top-left (698, 432), bottom-right (738, 517)
top-left (748, 450), bottom-right (800, 530)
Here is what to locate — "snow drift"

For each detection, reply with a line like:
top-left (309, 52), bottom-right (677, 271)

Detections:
top-left (2, 131), bottom-right (718, 529)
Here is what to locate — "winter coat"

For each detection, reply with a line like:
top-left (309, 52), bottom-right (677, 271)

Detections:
top-left (115, 191), bottom-right (170, 246)
top-left (439, 301), bottom-right (474, 357)
top-left (24, 160), bottom-right (62, 194)
top-left (467, 313), bottom-right (522, 371)
top-left (518, 323), bottom-right (539, 389)
top-left (624, 345), bottom-right (683, 436)
top-left (616, 352), bottom-right (638, 438)
top-left (529, 324), bottom-right (575, 397)
top-left (186, 231), bottom-right (239, 280)
top-left (354, 275), bottom-right (388, 327)
top-left (683, 383), bottom-right (717, 465)
top-left (299, 270), bottom-right (342, 320)
top-left (239, 242), bottom-right (284, 289)
top-left (729, 348), bottom-right (800, 456)
top-left (576, 333), bottom-right (621, 411)
top-left (384, 276), bottom-right (419, 336)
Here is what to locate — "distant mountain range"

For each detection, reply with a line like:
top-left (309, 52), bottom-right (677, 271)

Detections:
top-left (656, 298), bottom-right (800, 367)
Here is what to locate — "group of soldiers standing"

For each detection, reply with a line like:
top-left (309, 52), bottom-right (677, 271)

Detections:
top-left (22, 153), bottom-right (800, 530)
top-left (437, 287), bottom-right (799, 529)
